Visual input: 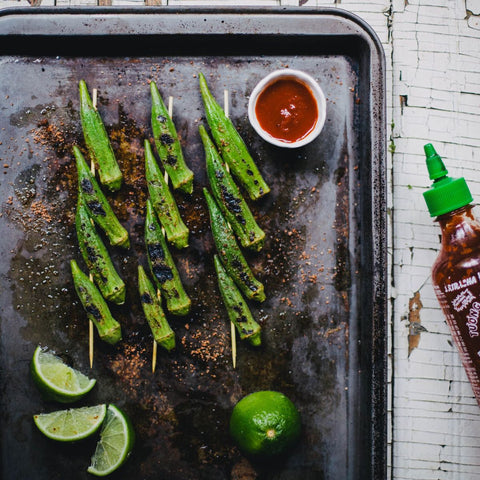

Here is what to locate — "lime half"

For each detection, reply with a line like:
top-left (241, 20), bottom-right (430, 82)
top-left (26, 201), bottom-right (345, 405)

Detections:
top-left (87, 404), bottom-right (135, 477)
top-left (33, 404), bottom-right (107, 442)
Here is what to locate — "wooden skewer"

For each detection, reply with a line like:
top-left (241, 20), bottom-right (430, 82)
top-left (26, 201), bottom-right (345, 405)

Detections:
top-left (152, 95), bottom-right (175, 373)
top-left (224, 89), bottom-right (229, 119)
top-left (152, 289), bottom-right (162, 374)
top-left (88, 88), bottom-right (99, 369)
top-left (223, 89), bottom-right (237, 370)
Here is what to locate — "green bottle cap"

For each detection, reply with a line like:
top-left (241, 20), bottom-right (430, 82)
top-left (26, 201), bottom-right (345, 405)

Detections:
top-left (423, 143), bottom-right (473, 217)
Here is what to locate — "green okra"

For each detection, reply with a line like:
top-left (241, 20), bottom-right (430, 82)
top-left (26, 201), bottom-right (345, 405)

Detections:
top-left (199, 124), bottom-right (265, 252)
top-left (150, 81), bottom-right (194, 194)
top-left (73, 146), bottom-right (129, 249)
top-left (79, 80), bottom-right (123, 192)
top-left (138, 265), bottom-right (175, 351)
top-left (199, 72), bottom-right (270, 201)
top-left (204, 188), bottom-right (265, 302)
top-left (145, 198), bottom-right (191, 316)
top-left (214, 255), bottom-right (261, 346)
top-left (75, 194), bottom-right (126, 305)
top-left (70, 259), bottom-right (122, 345)
top-left (145, 139), bottom-right (189, 249)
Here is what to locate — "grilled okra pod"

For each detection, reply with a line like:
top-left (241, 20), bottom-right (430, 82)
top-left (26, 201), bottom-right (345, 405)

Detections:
top-left (150, 81), bottom-right (194, 194)
top-left (199, 72), bottom-right (270, 201)
top-left (214, 255), bottom-right (261, 346)
top-left (73, 146), bottom-right (129, 249)
top-left (138, 265), bottom-right (175, 351)
top-left (75, 194), bottom-right (126, 305)
top-left (199, 124), bottom-right (265, 252)
top-left (204, 188), bottom-right (265, 302)
top-left (145, 199), bottom-right (191, 316)
top-left (145, 139), bottom-right (189, 250)
top-left (79, 80), bottom-right (123, 192)
top-left (70, 259), bottom-right (122, 345)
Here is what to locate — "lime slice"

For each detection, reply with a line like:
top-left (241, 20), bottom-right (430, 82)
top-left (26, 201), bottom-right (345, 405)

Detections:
top-left (33, 404), bottom-right (107, 442)
top-left (31, 346), bottom-right (96, 403)
top-left (87, 404), bottom-right (135, 477)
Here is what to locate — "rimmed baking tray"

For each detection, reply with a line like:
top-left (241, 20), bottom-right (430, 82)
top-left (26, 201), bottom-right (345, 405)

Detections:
top-left (0, 7), bottom-right (386, 480)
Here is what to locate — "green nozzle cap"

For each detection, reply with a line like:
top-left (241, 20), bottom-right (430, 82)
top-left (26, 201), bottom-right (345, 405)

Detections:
top-left (423, 143), bottom-right (472, 217)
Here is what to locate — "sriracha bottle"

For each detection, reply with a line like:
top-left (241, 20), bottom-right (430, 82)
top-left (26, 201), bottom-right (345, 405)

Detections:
top-left (423, 143), bottom-right (480, 404)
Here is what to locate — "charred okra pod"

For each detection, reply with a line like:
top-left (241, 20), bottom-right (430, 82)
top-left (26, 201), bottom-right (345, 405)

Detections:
top-left (79, 80), bottom-right (123, 192)
top-left (145, 139), bottom-right (189, 249)
top-left (145, 199), bottom-right (191, 316)
top-left (204, 188), bottom-right (265, 302)
top-left (199, 72), bottom-right (270, 201)
top-left (199, 124), bottom-right (265, 252)
top-left (73, 146), bottom-right (129, 249)
top-left (138, 265), bottom-right (175, 351)
top-left (214, 255), bottom-right (261, 346)
top-left (75, 194), bottom-right (126, 305)
top-left (150, 81), bottom-right (194, 194)
top-left (70, 259), bottom-right (122, 345)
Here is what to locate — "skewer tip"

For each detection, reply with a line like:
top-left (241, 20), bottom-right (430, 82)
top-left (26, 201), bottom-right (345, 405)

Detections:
top-left (152, 339), bottom-right (158, 373)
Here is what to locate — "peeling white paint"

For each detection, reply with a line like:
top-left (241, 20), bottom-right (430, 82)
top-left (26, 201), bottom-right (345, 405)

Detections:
top-left (467, 0), bottom-right (480, 16)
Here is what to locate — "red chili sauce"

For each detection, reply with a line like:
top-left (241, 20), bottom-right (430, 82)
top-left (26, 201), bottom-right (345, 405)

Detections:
top-left (255, 78), bottom-right (318, 143)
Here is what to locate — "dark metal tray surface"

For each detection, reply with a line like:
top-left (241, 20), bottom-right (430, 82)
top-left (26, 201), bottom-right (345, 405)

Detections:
top-left (0, 7), bottom-right (386, 480)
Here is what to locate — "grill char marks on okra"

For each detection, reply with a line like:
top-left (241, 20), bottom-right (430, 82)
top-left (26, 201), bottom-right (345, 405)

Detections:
top-left (138, 265), bottom-right (175, 351)
top-left (199, 124), bottom-right (265, 252)
top-left (70, 260), bottom-right (122, 345)
top-left (75, 194), bottom-right (126, 305)
top-left (79, 80), bottom-right (123, 192)
top-left (150, 81), bottom-right (194, 194)
top-left (73, 146), bottom-right (129, 249)
top-left (214, 255), bottom-right (261, 346)
top-left (144, 139), bottom-right (189, 250)
top-left (198, 72), bottom-right (270, 201)
top-left (145, 199), bottom-right (191, 316)
top-left (204, 188), bottom-right (265, 303)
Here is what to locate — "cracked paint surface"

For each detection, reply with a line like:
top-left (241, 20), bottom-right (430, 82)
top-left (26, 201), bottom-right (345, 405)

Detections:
top-left (407, 290), bottom-right (427, 356)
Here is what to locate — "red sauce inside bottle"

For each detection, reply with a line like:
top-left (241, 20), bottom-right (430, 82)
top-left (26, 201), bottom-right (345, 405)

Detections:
top-left (432, 205), bottom-right (480, 405)
top-left (255, 78), bottom-right (318, 143)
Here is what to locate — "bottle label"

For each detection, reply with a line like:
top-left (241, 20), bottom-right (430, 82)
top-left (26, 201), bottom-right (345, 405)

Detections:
top-left (435, 273), bottom-right (480, 403)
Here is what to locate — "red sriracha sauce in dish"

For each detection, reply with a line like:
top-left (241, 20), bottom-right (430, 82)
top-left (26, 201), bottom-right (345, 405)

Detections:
top-left (255, 78), bottom-right (318, 143)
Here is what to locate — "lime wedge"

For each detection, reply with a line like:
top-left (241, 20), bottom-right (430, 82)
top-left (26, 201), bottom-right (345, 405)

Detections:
top-left (33, 404), bottom-right (107, 442)
top-left (87, 404), bottom-right (135, 477)
top-left (31, 346), bottom-right (96, 403)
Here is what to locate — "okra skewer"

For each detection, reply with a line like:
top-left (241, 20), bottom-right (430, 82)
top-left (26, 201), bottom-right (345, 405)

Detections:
top-left (214, 255), bottom-right (261, 346)
top-left (199, 124), bottom-right (265, 252)
top-left (75, 194), bottom-right (126, 305)
top-left (199, 72), bottom-right (270, 201)
top-left (79, 80), bottom-right (123, 192)
top-left (70, 260), bottom-right (122, 345)
top-left (138, 265), bottom-right (175, 352)
top-left (204, 188), bottom-right (265, 302)
top-left (73, 146), bottom-right (129, 249)
top-left (145, 198), bottom-right (191, 316)
top-left (145, 139), bottom-right (189, 250)
top-left (150, 81), bottom-right (194, 194)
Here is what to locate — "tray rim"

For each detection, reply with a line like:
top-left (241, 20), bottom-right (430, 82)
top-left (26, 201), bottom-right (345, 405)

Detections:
top-left (0, 6), bottom-right (387, 480)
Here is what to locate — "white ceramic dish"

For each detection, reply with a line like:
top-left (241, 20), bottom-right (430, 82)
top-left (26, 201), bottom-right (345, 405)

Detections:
top-left (248, 69), bottom-right (327, 149)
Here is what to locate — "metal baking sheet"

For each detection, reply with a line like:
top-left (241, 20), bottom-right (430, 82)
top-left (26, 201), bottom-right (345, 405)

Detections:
top-left (0, 7), bottom-right (386, 480)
